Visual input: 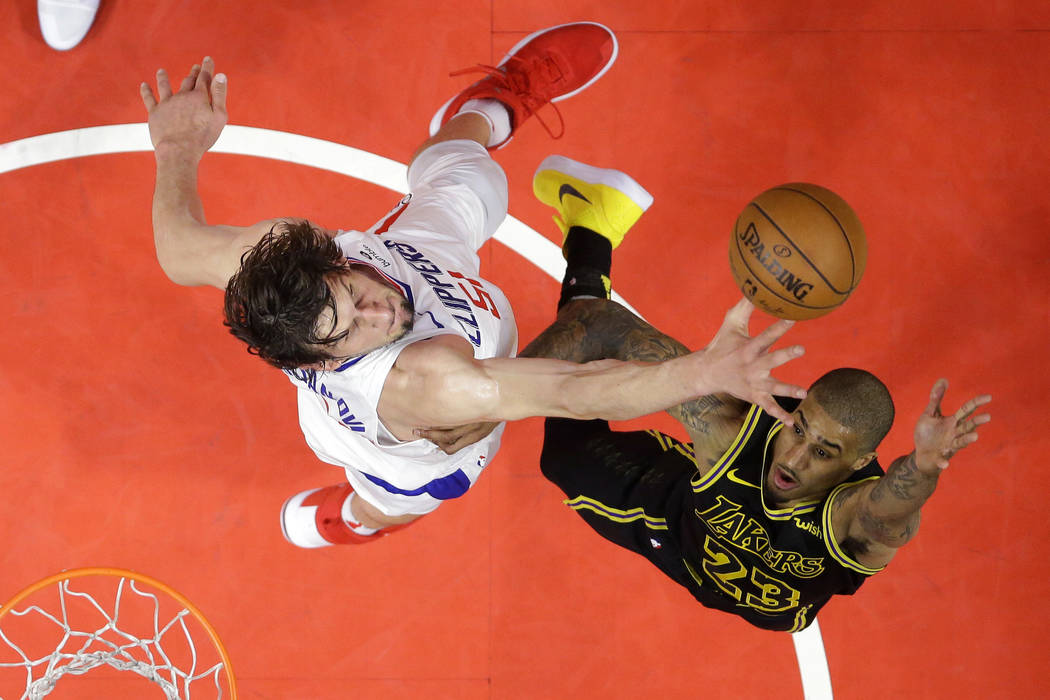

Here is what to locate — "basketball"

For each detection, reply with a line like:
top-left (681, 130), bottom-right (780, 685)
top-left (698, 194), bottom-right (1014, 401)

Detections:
top-left (728, 183), bottom-right (867, 320)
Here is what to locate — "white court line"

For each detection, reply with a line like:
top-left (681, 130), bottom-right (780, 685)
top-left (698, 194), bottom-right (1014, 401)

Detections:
top-left (0, 124), bottom-right (635, 313)
top-left (794, 620), bottom-right (833, 699)
top-left (0, 123), bottom-right (831, 700)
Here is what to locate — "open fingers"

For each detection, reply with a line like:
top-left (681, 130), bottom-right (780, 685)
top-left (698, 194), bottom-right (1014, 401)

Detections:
top-left (757, 343), bottom-right (806, 374)
top-left (211, 72), bottom-right (228, 115)
top-left (715, 298), bottom-right (754, 338)
top-left (924, 378), bottom-right (949, 417)
top-left (955, 394), bottom-right (992, 422)
top-left (139, 81), bottom-right (157, 110)
top-left (156, 69), bottom-right (172, 100)
top-left (747, 318), bottom-right (796, 355)
top-left (179, 64), bottom-right (200, 93)
top-left (414, 427), bottom-right (452, 440)
top-left (958, 413), bottom-right (991, 435)
top-left (765, 376), bottom-right (807, 401)
top-left (195, 56), bottom-right (214, 92)
top-left (757, 397), bottom-right (795, 427)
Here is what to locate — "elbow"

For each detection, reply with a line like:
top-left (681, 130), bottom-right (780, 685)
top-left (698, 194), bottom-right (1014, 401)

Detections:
top-left (155, 252), bottom-right (195, 286)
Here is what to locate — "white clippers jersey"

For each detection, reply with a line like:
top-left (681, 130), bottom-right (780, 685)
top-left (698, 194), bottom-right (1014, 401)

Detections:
top-left (285, 190), bottom-right (517, 516)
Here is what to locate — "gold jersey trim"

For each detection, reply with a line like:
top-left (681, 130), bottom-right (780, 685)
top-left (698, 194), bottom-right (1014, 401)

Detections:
top-left (822, 479), bottom-right (886, 575)
top-left (788, 604), bottom-right (813, 633)
top-left (691, 405), bottom-right (763, 492)
top-left (646, 429), bottom-right (698, 467)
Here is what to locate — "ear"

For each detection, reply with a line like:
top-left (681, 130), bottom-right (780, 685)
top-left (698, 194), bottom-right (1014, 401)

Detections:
top-left (850, 452), bottom-right (877, 472)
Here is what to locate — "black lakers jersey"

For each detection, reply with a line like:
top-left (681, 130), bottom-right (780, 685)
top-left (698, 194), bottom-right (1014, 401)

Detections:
top-left (675, 402), bottom-right (885, 632)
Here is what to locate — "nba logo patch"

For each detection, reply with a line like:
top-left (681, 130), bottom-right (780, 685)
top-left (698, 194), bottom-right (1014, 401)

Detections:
top-left (649, 538), bottom-right (662, 549)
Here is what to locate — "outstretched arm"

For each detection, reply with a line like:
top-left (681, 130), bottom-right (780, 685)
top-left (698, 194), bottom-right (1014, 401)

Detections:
top-left (520, 297), bottom-right (753, 446)
top-left (387, 298), bottom-right (805, 432)
top-left (141, 57), bottom-right (276, 289)
top-left (834, 379), bottom-right (992, 569)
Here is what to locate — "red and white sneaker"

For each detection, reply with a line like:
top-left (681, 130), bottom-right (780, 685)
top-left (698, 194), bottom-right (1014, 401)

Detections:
top-left (280, 483), bottom-right (380, 548)
top-left (429, 21), bottom-right (619, 148)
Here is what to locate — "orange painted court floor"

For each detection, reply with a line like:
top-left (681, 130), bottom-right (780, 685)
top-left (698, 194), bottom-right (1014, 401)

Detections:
top-left (1, 1), bottom-right (1048, 698)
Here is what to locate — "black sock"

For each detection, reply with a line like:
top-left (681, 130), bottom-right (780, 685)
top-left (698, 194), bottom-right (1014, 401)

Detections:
top-left (557, 266), bottom-right (609, 309)
top-left (558, 227), bottom-right (613, 308)
top-left (563, 226), bottom-right (612, 275)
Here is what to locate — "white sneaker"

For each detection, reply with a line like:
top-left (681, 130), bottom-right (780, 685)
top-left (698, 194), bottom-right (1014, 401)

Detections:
top-left (280, 487), bottom-right (337, 548)
top-left (281, 483), bottom-right (388, 548)
top-left (38, 0), bottom-right (100, 51)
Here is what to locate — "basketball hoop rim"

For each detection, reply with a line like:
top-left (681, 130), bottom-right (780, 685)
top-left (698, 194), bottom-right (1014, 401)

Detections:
top-left (0, 567), bottom-right (238, 699)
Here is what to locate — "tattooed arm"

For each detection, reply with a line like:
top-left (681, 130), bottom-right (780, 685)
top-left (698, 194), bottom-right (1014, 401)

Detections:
top-left (519, 298), bottom-right (751, 459)
top-left (832, 379), bottom-right (992, 569)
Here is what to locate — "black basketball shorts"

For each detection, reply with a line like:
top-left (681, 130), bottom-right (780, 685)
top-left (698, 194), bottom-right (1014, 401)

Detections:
top-left (540, 418), bottom-right (701, 594)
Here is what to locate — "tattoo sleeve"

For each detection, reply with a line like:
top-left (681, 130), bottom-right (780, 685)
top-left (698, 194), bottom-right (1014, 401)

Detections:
top-left (519, 299), bottom-right (746, 437)
top-left (859, 452), bottom-right (937, 547)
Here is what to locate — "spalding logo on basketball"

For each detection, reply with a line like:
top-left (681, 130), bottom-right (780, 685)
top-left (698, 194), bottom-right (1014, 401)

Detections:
top-left (729, 183), bottom-right (866, 320)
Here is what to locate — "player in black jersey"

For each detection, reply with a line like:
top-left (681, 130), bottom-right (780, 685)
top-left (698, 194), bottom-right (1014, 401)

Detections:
top-left (512, 156), bottom-right (993, 631)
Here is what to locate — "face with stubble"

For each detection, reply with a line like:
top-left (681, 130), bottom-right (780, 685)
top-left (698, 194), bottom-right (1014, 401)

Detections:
top-left (765, 397), bottom-right (875, 508)
top-left (313, 262), bottom-right (415, 367)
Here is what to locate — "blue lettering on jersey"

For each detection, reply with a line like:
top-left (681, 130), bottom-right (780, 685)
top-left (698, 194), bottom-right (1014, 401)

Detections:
top-left (284, 368), bottom-right (366, 432)
top-left (384, 240), bottom-right (482, 347)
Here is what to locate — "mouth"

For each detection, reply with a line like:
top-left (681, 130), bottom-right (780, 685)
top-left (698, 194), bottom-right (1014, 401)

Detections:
top-left (771, 465), bottom-right (799, 491)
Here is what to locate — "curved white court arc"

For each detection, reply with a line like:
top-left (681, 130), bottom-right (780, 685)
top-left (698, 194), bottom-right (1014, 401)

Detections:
top-left (0, 123), bottom-right (832, 700)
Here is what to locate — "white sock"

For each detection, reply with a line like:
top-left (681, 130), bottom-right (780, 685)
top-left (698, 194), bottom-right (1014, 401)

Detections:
top-left (458, 98), bottom-right (512, 147)
top-left (341, 491), bottom-right (379, 536)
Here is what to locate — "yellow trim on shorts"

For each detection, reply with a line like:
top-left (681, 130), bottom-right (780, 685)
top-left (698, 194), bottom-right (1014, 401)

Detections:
top-left (565, 495), bottom-right (669, 531)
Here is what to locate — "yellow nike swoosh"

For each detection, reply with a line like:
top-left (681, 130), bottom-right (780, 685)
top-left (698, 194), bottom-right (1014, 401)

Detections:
top-left (726, 469), bottom-right (760, 489)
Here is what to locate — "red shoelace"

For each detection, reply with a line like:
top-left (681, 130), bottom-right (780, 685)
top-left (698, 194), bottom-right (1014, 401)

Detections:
top-left (448, 56), bottom-right (567, 140)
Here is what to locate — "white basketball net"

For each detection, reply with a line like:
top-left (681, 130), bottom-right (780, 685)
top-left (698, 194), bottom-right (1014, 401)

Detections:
top-left (0, 575), bottom-right (228, 699)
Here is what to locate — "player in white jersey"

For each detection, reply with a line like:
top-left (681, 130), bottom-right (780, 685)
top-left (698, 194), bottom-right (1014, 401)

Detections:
top-left (141, 25), bottom-right (808, 548)
top-left (285, 140), bottom-right (519, 520)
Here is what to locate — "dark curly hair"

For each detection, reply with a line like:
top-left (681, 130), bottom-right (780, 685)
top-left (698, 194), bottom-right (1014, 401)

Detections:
top-left (223, 220), bottom-right (349, 369)
top-left (808, 368), bottom-right (895, 453)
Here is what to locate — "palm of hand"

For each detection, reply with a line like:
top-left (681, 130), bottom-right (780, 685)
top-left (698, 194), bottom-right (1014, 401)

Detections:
top-left (699, 299), bottom-right (804, 425)
top-left (913, 379), bottom-right (992, 471)
top-left (141, 59), bottom-right (228, 156)
top-left (149, 91), bottom-right (225, 153)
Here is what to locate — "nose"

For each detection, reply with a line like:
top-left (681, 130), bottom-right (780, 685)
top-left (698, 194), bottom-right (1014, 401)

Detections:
top-left (782, 441), bottom-right (806, 469)
top-left (355, 298), bottom-right (390, 326)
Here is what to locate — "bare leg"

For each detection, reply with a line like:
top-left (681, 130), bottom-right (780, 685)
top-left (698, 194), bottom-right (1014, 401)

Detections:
top-left (409, 112), bottom-right (492, 165)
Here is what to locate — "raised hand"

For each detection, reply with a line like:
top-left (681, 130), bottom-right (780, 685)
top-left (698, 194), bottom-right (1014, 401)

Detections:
top-left (696, 298), bottom-right (806, 425)
top-left (139, 56), bottom-right (228, 158)
top-left (913, 378), bottom-right (992, 472)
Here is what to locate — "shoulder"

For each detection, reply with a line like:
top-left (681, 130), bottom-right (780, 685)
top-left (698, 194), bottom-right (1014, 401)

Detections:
top-left (825, 477), bottom-right (895, 572)
top-left (388, 334), bottom-right (484, 394)
top-left (691, 403), bottom-right (776, 477)
top-left (394, 333), bottom-right (476, 369)
top-left (381, 334), bottom-right (498, 428)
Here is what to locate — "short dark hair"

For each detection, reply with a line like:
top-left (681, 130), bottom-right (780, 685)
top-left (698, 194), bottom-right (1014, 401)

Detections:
top-left (223, 220), bottom-right (348, 369)
top-left (808, 368), bottom-right (895, 453)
